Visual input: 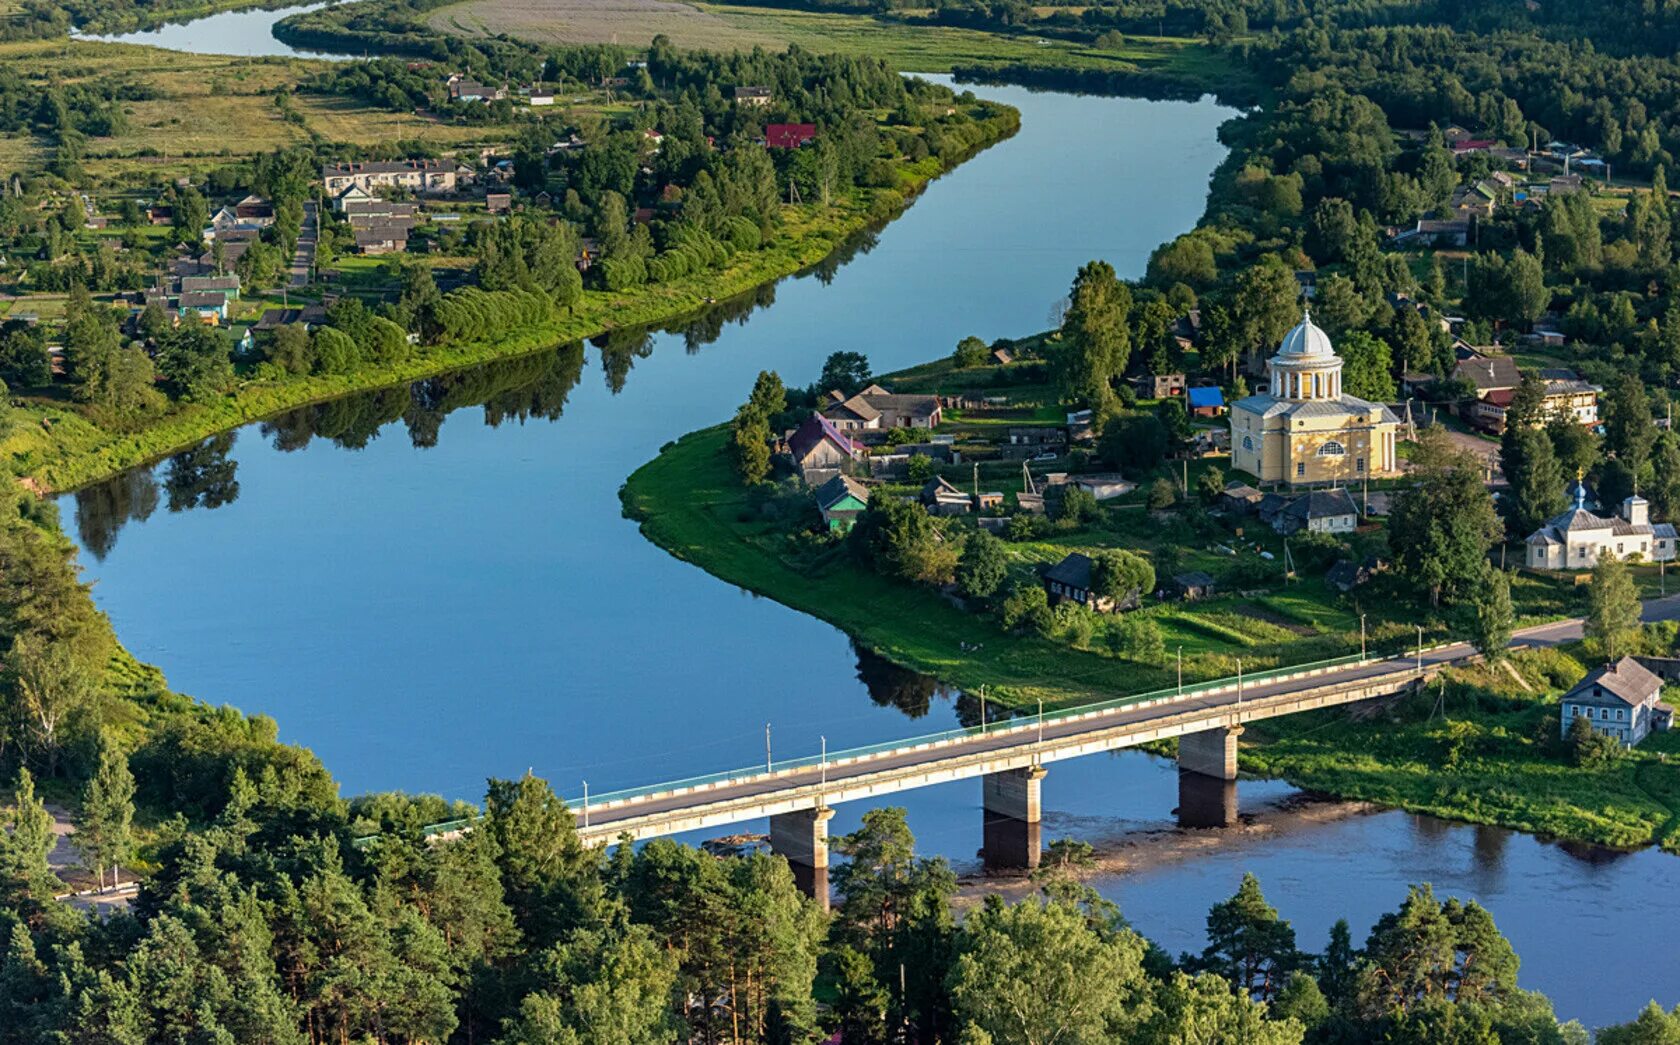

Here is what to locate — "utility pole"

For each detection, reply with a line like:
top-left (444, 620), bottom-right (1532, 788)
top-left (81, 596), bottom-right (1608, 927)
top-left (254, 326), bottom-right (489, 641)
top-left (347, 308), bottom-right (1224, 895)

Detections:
top-left (582, 781), bottom-right (589, 828)
top-left (820, 736), bottom-right (827, 797)
top-left (979, 685), bottom-right (987, 732)
top-left (1236, 659), bottom-right (1243, 708)
top-left (765, 723), bottom-right (772, 775)
top-left (1416, 625), bottom-right (1424, 674)
top-left (1037, 698), bottom-right (1044, 747)
top-left (1177, 646), bottom-right (1183, 695)
top-left (1361, 613), bottom-right (1367, 661)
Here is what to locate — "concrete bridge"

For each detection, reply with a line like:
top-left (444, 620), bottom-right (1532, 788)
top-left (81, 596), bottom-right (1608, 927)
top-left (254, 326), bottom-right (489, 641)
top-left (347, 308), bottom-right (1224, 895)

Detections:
top-left (565, 644), bottom-right (1464, 906)
top-left (411, 598), bottom-right (1680, 910)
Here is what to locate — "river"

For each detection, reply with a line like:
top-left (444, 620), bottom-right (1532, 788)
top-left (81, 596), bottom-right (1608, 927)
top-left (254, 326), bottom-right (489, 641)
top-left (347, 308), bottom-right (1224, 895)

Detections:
top-left (71, 1), bottom-right (342, 59)
top-left (57, 57), bottom-right (1680, 1028)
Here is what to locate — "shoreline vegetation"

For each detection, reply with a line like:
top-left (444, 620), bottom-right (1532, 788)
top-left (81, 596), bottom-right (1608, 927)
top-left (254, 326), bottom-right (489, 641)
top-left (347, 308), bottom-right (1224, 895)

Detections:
top-left (10, 118), bottom-right (1017, 494)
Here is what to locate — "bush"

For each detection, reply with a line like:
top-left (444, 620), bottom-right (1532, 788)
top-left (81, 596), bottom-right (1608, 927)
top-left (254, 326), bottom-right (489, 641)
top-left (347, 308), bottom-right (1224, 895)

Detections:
top-left (1568, 715), bottom-right (1623, 768)
top-left (1000, 582), bottom-right (1054, 636)
top-left (1147, 478), bottom-right (1177, 510)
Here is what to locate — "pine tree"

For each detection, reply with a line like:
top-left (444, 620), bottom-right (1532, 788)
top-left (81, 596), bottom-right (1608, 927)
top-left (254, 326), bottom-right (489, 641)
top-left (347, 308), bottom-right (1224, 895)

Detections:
top-left (73, 738), bottom-right (136, 891)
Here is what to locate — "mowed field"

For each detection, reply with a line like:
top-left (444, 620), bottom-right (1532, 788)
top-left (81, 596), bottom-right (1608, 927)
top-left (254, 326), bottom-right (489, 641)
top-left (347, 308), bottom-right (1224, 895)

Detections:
top-left (1, 40), bottom-right (502, 184)
top-left (429, 0), bottom-right (1214, 74)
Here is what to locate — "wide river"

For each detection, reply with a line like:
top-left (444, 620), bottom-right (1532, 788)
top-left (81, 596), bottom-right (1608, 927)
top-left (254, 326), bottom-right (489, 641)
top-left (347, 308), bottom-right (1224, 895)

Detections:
top-left (59, 27), bottom-right (1680, 1024)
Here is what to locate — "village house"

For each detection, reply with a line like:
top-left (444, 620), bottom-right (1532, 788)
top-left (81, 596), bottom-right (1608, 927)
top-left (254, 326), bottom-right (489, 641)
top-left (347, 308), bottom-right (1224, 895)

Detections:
top-left (321, 159), bottom-right (461, 197)
top-left (1172, 310), bottom-right (1202, 350)
top-left (176, 291), bottom-right (228, 324)
top-left (733, 86), bottom-right (773, 107)
top-left (1325, 556), bottom-right (1383, 592)
top-left (1066, 409), bottom-right (1095, 442)
top-left (1392, 218), bottom-right (1470, 247)
top-left (1229, 311), bottom-right (1401, 486)
top-left (1263, 488), bottom-right (1359, 535)
top-left (814, 474), bottom-right (869, 532)
top-left (485, 192), bottom-right (512, 214)
top-left (1219, 481), bottom-right (1265, 515)
top-left (180, 275), bottom-right (240, 299)
top-left (1187, 386), bottom-right (1225, 418)
top-left (1071, 474), bottom-right (1136, 502)
top-left (1560, 657), bottom-right (1673, 746)
top-left (1168, 571), bottom-right (1216, 601)
top-left (1041, 553), bottom-right (1139, 613)
top-left (1007, 427), bottom-right (1064, 448)
top-left (920, 476), bottom-right (973, 516)
top-left (1526, 491), bottom-right (1677, 570)
top-left (788, 414), bottom-right (860, 481)
top-left (821, 384), bottom-right (943, 431)
top-left (1134, 371), bottom-right (1185, 399)
top-left (1469, 373), bottom-right (1600, 433)
top-left (766, 123), bottom-right (817, 150)
top-left (448, 77), bottom-right (506, 103)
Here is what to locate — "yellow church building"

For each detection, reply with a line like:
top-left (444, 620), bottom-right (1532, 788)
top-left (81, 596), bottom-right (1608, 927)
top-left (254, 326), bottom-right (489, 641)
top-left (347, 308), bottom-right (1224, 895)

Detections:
top-left (1228, 311), bottom-right (1401, 486)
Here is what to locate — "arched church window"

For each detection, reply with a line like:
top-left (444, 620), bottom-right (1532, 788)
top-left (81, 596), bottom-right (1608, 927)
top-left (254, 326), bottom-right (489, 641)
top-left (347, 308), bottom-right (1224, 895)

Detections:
top-left (1317, 441), bottom-right (1346, 457)
top-left (1242, 435), bottom-right (1254, 451)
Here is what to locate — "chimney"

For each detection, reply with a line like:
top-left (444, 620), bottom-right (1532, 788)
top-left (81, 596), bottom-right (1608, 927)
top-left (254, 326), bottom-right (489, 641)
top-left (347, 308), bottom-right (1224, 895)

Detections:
top-left (1624, 496), bottom-right (1649, 527)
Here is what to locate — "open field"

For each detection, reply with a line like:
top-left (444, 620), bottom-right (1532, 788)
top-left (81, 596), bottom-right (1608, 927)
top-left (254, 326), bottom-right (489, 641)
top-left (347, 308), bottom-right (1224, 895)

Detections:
top-left (429, 0), bottom-right (1216, 74)
top-left (0, 40), bottom-right (506, 184)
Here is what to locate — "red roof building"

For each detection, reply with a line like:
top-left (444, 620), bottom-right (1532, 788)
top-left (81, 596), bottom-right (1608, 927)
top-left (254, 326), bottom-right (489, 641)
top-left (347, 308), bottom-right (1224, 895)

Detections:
top-left (766, 123), bottom-right (817, 150)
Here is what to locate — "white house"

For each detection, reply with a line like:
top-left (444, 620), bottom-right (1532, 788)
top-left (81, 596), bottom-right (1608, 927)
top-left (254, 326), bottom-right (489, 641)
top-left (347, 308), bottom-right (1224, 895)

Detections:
top-left (1526, 490), bottom-right (1677, 570)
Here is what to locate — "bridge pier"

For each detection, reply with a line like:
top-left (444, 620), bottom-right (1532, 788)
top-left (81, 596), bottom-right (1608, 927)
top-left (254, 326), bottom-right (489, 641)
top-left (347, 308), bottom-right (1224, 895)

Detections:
top-left (980, 765), bottom-right (1045, 872)
top-left (769, 807), bottom-right (835, 911)
top-left (1176, 770), bottom-right (1239, 828)
top-left (1178, 724), bottom-right (1243, 781)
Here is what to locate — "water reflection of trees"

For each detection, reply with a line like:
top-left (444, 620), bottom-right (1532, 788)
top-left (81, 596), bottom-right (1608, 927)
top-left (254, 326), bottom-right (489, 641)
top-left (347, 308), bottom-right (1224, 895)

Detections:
top-left (67, 233), bottom-right (883, 555)
top-left (852, 641), bottom-right (958, 720)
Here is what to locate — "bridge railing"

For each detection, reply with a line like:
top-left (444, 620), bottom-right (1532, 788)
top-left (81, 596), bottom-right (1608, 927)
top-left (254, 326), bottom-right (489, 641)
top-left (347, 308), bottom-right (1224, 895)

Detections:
top-left (559, 646), bottom-right (1439, 813)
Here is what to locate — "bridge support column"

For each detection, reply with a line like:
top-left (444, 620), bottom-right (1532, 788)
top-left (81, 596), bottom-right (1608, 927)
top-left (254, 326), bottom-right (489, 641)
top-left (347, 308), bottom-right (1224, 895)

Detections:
top-left (769, 807), bottom-right (835, 911)
top-left (981, 765), bottom-right (1045, 872)
top-left (1178, 724), bottom-right (1243, 781)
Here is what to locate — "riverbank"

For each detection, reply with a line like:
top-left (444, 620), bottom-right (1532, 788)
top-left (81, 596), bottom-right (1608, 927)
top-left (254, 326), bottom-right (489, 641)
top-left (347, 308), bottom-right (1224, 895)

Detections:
top-left (7, 125), bottom-right (1015, 494)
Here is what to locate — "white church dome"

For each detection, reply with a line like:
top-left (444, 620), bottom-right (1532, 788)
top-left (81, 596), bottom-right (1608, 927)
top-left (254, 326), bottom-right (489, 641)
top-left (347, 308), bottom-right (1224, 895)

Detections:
top-left (1277, 311), bottom-right (1334, 359)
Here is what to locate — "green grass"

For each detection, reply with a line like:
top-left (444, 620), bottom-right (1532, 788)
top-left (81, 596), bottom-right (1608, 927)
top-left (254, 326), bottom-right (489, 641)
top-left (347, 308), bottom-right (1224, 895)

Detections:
top-left (1242, 645), bottom-right (1680, 851)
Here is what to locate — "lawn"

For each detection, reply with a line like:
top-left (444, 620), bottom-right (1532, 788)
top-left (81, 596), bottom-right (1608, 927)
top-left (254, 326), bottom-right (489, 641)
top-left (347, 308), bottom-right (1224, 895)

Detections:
top-left (1243, 644), bottom-right (1680, 851)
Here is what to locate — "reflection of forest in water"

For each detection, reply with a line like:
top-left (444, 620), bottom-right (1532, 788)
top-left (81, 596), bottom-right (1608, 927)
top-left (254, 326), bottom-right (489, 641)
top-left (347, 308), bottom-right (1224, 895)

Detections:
top-left (68, 222), bottom-right (886, 559)
top-left (67, 277), bottom-right (823, 561)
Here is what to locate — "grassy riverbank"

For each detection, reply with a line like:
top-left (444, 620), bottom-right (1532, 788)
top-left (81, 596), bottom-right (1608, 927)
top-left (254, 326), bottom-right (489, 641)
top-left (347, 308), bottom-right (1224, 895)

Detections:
top-left (6, 140), bottom-right (1010, 492)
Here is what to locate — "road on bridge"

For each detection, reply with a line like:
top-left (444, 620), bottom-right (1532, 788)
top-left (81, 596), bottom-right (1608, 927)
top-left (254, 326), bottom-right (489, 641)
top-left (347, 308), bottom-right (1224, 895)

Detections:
top-left (574, 594), bottom-right (1680, 839)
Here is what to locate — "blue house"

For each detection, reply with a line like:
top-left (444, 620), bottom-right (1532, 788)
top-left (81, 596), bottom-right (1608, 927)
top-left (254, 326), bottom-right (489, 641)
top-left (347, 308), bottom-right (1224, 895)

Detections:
top-left (1188, 385), bottom-right (1225, 417)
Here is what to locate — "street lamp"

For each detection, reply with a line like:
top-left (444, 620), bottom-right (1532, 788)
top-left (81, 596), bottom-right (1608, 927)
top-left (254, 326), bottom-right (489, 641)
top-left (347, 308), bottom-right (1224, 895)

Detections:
top-left (1416, 625), bottom-right (1424, 674)
top-left (582, 781), bottom-right (589, 828)
top-left (1360, 613), bottom-right (1367, 661)
top-left (1236, 658), bottom-right (1243, 708)
top-left (1177, 646), bottom-right (1183, 696)
top-left (1038, 698), bottom-right (1045, 746)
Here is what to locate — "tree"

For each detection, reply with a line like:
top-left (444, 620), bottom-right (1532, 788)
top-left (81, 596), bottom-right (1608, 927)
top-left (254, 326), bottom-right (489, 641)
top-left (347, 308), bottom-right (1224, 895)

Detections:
top-left (483, 772), bottom-right (603, 945)
top-left (850, 496), bottom-right (952, 585)
top-left (1147, 477), bottom-right (1176, 510)
top-left (1099, 413), bottom-right (1168, 474)
top-left (1386, 431), bottom-right (1502, 605)
top-left (1471, 569), bottom-right (1515, 662)
top-left (1354, 885), bottom-right (1519, 1020)
top-left (1336, 330), bottom-right (1396, 401)
top-left (1271, 971), bottom-right (1329, 1032)
top-left (0, 323), bottom-right (51, 389)
top-left (171, 185), bottom-right (208, 247)
top-left (73, 736), bottom-right (135, 891)
top-left (1057, 485), bottom-right (1099, 524)
top-left (956, 529), bottom-right (1008, 600)
top-left (0, 768), bottom-right (61, 922)
top-left (265, 323), bottom-right (312, 374)
top-left (1548, 414), bottom-right (1601, 480)
top-left (1140, 972), bottom-right (1305, 1045)
top-left (1604, 373), bottom-right (1656, 477)
top-left (310, 326), bottom-right (360, 375)
top-left (819, 351), bottom-right (871, 396)
top-left (1000, 582), bottom-right (1055, 636)
top-left (1196, 465), bottom-right (1225, 505)
top-left (1504, 424), bottom-right (1567, 537)
top-left (156, 324), bottom-right (233, 401)
top-left (1092, 549), bottom-right (1155, 602)
top-left (1200, 873), bottom-right (1301, 1001)
top-left (954, 335), bottom-right (989, 368)
top-left (1230, 260), bottom-right (1301, 371)
top-left (1569, 714), bottom-right (1623, 769)
top-left (907, 453), bottom-right (937, 482)
top-left (1586, 553), bottom-right (1641, 660)
top-left (1056, 261), bottom-right (1132, 407)
top-left (948, 899), bottom-right (1154, 1045)
top-left (6, 633), bottom-right (98, 775)
top-left (1597, 1002), bottom-right (1680, 1045)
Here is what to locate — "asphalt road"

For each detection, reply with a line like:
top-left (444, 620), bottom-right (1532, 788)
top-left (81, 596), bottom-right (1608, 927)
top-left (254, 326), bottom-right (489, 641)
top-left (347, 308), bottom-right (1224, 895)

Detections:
top-left (579, 595), bottom-right (1680, 835)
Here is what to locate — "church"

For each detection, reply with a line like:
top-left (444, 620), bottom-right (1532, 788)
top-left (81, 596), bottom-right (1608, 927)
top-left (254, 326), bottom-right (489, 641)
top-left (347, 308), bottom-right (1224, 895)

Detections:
top-left (1228, 311), bottom-right (1402, 486)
